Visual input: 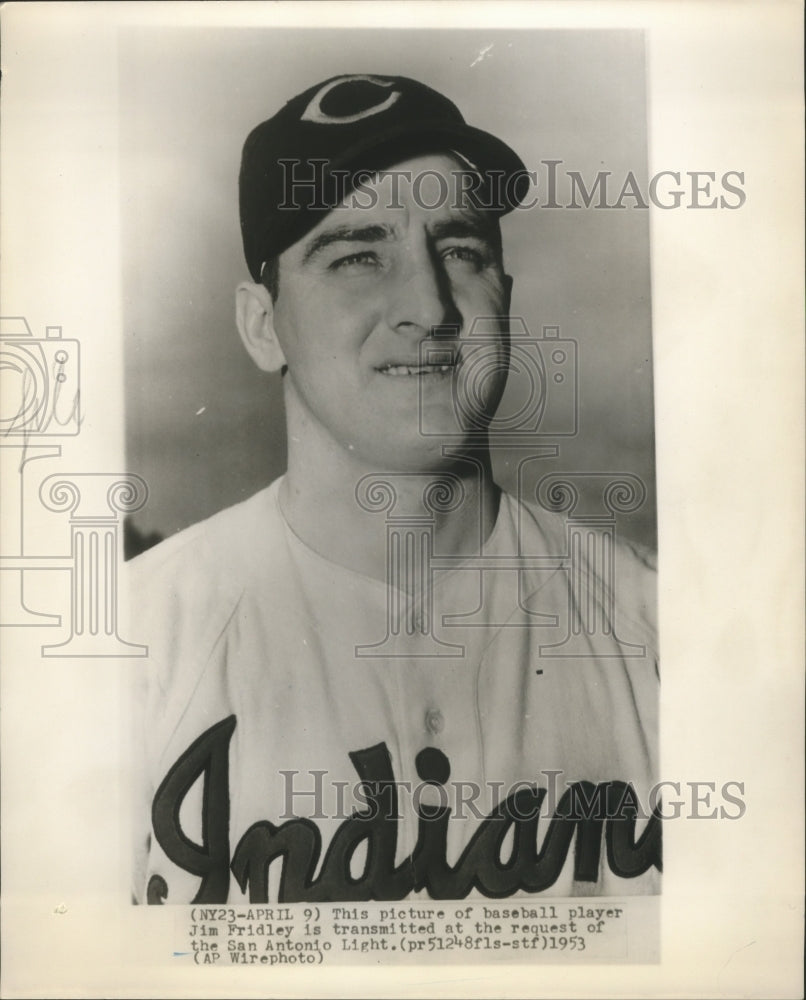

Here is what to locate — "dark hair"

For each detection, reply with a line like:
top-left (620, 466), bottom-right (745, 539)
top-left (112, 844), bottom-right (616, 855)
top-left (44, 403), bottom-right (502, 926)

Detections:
top-left (260, 257), bottom-right (280, 302)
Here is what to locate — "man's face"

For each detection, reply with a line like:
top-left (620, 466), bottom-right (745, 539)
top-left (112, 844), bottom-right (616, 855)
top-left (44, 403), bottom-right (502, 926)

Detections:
top-left (269, 153), bottom-right (512, 471)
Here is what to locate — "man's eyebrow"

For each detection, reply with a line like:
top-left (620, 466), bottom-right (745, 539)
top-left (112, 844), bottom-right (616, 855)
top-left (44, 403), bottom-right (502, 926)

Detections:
top-left (301, 224), bottom-right (393, 264)
top-left (429, 217), bottom-right (498, 244)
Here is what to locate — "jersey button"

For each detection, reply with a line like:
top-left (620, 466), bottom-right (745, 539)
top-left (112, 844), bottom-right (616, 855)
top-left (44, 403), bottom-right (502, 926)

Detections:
top-left (425, 708), bottom-right (444, 735)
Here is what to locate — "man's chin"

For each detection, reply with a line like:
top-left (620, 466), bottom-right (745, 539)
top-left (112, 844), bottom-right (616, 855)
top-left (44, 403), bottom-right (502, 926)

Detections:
top-left (365, 430), bottom-right (490, 474)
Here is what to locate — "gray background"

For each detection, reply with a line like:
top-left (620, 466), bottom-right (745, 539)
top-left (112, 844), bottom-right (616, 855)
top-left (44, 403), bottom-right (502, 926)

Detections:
top-left (122, 28), bottom-right (656, 552)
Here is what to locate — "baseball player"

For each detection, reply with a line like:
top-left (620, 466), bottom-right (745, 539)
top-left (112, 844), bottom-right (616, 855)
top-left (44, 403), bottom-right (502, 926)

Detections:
top-left (130, 74), bottom-right (660, 905)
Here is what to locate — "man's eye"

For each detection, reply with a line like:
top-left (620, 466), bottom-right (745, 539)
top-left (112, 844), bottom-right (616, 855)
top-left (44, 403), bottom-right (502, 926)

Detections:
top-left (330, 251), bottom-right (379, 270)
top-left (441, 245), bottom-right (484, 266)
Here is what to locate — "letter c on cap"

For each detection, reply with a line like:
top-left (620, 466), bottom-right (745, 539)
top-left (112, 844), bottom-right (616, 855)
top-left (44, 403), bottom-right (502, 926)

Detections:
top-left (301, 75), bottom-right (401, 125)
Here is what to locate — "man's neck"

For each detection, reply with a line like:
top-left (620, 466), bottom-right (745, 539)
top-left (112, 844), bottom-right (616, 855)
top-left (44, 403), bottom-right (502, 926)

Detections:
top-left (278, 416), bottom-right (499, 585)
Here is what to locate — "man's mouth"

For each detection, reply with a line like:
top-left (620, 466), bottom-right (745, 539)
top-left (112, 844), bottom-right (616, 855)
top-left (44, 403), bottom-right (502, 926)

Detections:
top-left (376, 362), bottom-right (455, 377)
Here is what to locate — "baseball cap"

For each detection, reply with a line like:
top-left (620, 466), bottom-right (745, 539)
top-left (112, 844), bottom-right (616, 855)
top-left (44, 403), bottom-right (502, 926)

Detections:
top-left (239, 73), bottom-right (530, 281)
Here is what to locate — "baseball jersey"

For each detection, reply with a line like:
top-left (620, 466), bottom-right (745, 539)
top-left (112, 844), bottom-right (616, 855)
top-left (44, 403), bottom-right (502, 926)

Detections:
top-left (129, 478), bottom-right (660, 905)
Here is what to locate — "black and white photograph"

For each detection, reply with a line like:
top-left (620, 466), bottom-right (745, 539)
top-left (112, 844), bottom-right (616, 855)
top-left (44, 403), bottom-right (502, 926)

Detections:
top-left (0, 2), bottom-right (802, 997)
top-left (123, 29), bottom-right (660, 912)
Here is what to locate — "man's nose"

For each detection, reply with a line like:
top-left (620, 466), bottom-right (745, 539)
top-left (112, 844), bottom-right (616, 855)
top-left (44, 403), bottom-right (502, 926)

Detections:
top-left (386, 247), bottom-right (460, 335)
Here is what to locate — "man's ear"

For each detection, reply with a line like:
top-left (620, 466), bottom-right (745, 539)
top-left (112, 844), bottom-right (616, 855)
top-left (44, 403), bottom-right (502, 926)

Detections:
top-left (235, 281), bottom-right (287, 373)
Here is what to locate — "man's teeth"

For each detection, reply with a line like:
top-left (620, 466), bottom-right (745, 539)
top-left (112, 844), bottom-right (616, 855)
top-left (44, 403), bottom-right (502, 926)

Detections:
top-left (379, 364), bottom-right (454, 376)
